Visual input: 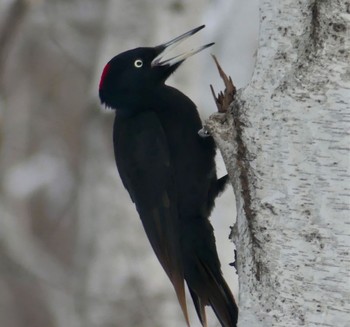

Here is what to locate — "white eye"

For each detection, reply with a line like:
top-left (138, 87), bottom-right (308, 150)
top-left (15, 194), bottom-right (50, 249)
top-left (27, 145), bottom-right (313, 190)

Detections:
top-left (134, 59), bottom-right (143, 68)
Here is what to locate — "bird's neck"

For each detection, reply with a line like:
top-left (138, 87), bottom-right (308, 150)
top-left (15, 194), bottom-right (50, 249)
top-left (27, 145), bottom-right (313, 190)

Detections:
top-left (115, 104), bottom-right (145, 118)
top-left (114, 85), bottom-right (168, 117)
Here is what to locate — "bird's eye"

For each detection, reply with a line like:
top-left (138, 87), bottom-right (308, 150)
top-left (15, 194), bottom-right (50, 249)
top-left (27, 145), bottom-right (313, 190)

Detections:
top-left (134, 59), bottom-right (143, 68)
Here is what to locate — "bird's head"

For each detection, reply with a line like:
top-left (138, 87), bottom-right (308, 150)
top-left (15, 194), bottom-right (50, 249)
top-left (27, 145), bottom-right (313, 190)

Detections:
top-left (99, 25), bottom-right (213, 111)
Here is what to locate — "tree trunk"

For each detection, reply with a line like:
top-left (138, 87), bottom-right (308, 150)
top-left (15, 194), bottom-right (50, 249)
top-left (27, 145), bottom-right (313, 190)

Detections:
top-left (206, 1), bottom-right (350, 326)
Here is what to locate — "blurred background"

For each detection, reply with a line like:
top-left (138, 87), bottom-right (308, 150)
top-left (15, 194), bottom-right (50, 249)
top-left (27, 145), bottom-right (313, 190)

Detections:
top-left (0, 0), bottom-right (258, 326)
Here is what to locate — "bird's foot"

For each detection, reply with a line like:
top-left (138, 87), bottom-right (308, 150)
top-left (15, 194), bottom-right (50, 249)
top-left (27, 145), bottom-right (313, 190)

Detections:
top-left (198, 127), bottom-right (211, 138)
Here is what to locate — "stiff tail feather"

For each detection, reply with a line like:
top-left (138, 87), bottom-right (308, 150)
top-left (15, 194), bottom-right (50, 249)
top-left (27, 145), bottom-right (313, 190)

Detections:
top-left (189, 287), bottom-right (207, 327)
top-left (187, 257), bottom-right (238, 327)
top-left (201, 258), bottom-right (238, 327)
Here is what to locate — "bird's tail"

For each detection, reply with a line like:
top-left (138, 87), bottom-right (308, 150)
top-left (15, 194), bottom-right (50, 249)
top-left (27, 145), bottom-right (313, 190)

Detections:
top-left (189, 286), bottom-right (208, 327)
top-left (208, 271), bottom-right (238, 327)
top-left (193, 257), bottom-right (238, 327)
top-left (182, 216), bottom-right (238, 327)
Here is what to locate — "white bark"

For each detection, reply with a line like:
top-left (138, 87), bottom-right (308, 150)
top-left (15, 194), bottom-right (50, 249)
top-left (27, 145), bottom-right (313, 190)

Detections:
top-left (206, 1), bottom-right (350, 326)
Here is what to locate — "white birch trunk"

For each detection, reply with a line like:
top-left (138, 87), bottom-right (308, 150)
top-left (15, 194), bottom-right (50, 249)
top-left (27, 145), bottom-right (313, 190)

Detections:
top-left (206, 1), bottom-right (350, 326)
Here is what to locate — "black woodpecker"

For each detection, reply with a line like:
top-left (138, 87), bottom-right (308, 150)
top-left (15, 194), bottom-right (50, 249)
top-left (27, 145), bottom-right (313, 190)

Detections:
top-left (99, 25), bottom-right (238, 327)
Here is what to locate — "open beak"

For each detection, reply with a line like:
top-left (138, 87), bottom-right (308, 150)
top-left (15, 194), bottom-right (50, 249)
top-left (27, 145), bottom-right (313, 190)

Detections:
top-left (151, 25), bottom-right (214, 68)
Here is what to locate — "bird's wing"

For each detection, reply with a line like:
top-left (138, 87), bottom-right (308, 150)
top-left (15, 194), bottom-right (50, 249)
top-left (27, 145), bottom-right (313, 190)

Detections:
top-left (113, 111), bottom-right (189, 325)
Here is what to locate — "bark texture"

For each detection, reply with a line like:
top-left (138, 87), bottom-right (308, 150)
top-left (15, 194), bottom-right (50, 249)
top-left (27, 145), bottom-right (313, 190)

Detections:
top-left (206, 1), bottom-right (350, 326)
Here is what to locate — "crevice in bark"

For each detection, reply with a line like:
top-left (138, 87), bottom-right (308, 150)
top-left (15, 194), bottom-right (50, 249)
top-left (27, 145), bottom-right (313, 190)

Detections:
top-left (206, 58), bottom-right (268, 283)
top-left (231, 100), bottom-right (264, 282)
top-left (310, 0), bottom-right (322, 49)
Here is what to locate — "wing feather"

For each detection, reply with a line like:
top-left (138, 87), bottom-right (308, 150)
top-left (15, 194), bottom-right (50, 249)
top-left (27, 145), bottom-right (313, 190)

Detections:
top-left (113, 111), bottom-right (189, 325)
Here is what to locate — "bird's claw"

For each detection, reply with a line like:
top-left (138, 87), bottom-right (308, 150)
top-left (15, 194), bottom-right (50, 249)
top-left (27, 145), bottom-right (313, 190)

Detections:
top-left (198, 127), bottom-right (211, 138)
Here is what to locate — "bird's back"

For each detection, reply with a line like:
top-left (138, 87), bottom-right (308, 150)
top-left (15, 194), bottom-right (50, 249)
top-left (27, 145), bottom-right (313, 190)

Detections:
top-left (153, 85), bottom-right (217, 218)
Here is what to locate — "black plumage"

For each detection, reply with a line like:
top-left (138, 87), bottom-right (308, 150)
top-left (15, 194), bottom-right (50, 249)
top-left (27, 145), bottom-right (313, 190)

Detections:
top-left (99, 25), bottom-right (238, 327)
